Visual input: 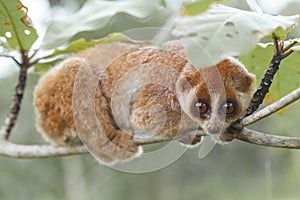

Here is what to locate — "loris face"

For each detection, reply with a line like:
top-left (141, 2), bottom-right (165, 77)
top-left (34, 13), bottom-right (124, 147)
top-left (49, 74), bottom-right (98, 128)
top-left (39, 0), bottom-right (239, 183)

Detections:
top-left (176, 58), bottom-right (255, 142)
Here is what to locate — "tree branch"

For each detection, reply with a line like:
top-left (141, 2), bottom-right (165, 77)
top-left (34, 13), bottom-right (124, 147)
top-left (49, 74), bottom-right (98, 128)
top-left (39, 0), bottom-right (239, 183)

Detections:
top-left (1, 128), bottom-right (299, 158)
top-left (0, 141), bottom-right (87, 158)
top-left (0, 134), bottom-right (183, 158)
top-left (2, 126), bottom-right (300, 158)
top-left (234, 128), bottom-right (300, 149)
top-left (241, 87), bottom-right (300, 126)
top-left (133, 134), bottom-right (175, 145)
top-left (0, 52), bottom-right (30, 140)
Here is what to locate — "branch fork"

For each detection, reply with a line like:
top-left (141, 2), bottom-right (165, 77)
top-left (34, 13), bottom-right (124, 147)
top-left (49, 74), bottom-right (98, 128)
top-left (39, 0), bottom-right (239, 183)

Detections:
top-left (224, 34), bottom-right (300, 147)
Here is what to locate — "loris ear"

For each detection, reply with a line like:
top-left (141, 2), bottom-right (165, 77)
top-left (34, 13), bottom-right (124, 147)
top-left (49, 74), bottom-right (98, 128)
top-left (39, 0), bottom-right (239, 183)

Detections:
top-left (233, 71), bottom-right (256, 93)
top-left (217, 58), bottom-right (256, 93)
top-left (176, 63), bottom-right (202, 93)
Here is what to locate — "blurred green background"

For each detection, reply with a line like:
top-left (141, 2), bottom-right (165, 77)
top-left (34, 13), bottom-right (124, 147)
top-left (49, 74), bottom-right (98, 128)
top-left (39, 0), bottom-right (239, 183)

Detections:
top-left (0, 0), bottom-right (300, 199)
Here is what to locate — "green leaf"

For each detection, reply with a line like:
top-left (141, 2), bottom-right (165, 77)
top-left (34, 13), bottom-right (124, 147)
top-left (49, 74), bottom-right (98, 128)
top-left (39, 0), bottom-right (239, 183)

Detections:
top-left (240, 41), bottom-right (300, 102)
top-left (33, 59), bottom-right (64, 74)
top-left (52, 33), bottom-right (134, 55)
top-left (183, 0), bottom-right (223, 15)
top-left (41, 0), bottom-right (181, 49)
top-left (173, 4), bottom-right (299, 68)
top-left (0, 0), bottom-right (38, 51)
top-left (34, 33), bottom-right (135, 73)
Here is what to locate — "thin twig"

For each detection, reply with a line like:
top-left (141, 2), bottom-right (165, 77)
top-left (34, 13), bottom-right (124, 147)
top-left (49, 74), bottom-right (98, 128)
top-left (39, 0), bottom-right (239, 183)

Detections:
top-left (282, 49), bottom-right (294, 59)
top-left (241, 87), bottom-right (300, 126)
top-left (273, 33), bottom-right (280, 55)
top-left (283, 41), bottom-right (298, 52)
top-left (234, 128), bottom-right (300, 149)
top-left (0, 54), bottom-right (21, 66)
top-left (30, 52), bottom-right (62, 66)
top-left (28, 48), bottom-right (40, 60)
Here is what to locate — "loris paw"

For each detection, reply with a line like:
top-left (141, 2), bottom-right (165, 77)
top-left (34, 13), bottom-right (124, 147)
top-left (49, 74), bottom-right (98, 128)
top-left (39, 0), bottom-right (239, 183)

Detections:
top-left (178, 134), bottom-right (203, 149)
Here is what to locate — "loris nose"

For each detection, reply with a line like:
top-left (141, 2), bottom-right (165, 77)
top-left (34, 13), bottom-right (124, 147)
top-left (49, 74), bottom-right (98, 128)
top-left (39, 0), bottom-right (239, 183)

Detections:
top-left (207, 121), bottom-right (223, 134)
top-left (207, 125), bottom-right (222, 134)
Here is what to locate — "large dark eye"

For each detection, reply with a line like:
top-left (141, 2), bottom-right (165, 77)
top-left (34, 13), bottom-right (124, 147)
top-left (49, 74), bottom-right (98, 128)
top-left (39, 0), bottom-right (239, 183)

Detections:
top-left (193, 100), bottom-right (210, 116)
top-left (220, 100), bottom-right (237, 117)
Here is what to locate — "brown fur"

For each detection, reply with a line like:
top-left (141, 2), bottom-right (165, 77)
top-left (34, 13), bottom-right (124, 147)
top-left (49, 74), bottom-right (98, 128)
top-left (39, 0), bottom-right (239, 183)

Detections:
top-left (34, 41), bottom-right (255, 164)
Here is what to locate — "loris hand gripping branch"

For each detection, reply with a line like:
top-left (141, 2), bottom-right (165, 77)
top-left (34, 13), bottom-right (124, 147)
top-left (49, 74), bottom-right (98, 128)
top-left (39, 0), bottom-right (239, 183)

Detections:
top-left (34, 41), bottom-right (255, 165)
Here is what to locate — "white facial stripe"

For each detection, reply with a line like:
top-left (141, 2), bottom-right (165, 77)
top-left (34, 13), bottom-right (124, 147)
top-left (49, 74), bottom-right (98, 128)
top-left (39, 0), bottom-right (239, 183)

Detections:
top-left (210, 92), bottom-right (226, 122)
top-left (178, 87), bottom-right (196, 115)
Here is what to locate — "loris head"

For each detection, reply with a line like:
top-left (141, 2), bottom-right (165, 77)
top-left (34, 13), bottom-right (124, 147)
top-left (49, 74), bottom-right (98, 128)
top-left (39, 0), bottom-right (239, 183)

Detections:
top-left (176, 58), bottom-right (256, 142)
